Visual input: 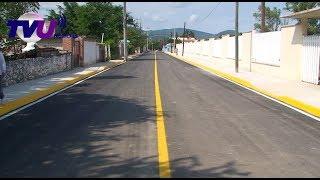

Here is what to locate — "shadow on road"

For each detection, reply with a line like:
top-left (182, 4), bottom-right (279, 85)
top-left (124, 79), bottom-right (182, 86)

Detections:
top-left (0, 68), bottom-right (251, 178)
top-left (0, 86), bottom-right (156, 177)
top-left (90, 75), bottom-right (137, 80)
top-left (169, 158), bottom-right (250, 178)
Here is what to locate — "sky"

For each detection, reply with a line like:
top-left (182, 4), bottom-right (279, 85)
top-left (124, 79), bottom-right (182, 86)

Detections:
top-left (38, 2), bottom-right (293, 34)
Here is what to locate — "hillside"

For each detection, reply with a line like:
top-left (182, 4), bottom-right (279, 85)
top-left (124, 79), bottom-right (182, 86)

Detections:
top-left (146, 28), bottom-right (236, 40)
top-left (215, 30), bottom-right (236, 37)
top-left (146, 28), bottom-right (214, 40)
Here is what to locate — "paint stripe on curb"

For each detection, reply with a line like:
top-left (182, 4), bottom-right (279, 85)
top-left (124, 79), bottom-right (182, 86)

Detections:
top-left (0, 61), bottom-right (125, 117)
top-left (166, 53), bottom-right (320, 118)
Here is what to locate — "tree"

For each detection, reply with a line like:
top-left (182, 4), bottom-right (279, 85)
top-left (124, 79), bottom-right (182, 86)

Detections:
top-left (1, 2), bottom-right (40, 39)
top-left (47, 9), bottom-right (60, 20)
top-left (284, 2), bottom-right (320, 35)
top-left (261, 2), bottom-right (266, 32)
top-left (175, 32), bottom-right (182, 44)
top-left (284, 2), bottom-right (319, 12)
top-left (182, 29), bottom-right (195, 38)
top-left (150, 40), bottom-right (162, 50)
top-left (0, 2), bottom-right (40, 25)
top-left (253, 5), bottom-right (281, 32)
top-left (47, 2), bottom-right (144, 58)
top-left (0, 2), bottom-right (40, 53)
top-left (127, 26), bottom-right (147, 53)
top-left (57, 2), bottom-right (79, 35)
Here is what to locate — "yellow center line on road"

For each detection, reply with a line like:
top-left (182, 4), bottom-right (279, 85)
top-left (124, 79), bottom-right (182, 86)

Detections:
top-left (154, 51), bottom-right (171, 178)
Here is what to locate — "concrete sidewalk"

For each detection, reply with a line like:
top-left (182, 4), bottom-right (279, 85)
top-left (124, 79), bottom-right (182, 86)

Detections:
top-left (166, 52), bottom-right (320, 118)
top-left (0, 53), bottom-right (142, 117)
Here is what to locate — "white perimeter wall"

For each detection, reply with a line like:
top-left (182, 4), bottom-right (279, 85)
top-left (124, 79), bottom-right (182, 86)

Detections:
top-left (172, 24), bottom-right (312, 83)
top-left (252, 31), bottom-right (281, 66)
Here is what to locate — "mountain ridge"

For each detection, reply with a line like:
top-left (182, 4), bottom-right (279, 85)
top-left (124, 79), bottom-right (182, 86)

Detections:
top-left (146, 28), bottom-right (236, 40)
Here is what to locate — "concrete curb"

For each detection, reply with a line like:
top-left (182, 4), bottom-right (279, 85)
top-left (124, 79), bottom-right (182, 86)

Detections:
top-left (0, 53), bottom-right (142, 117)
top-left (166, 52), bottom-right (320, 118)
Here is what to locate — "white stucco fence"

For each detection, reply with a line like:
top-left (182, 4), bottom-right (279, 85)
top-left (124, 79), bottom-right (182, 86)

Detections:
top-left (170, 23), bottom-right (320, 84)
top-left (251, 31), bottom-right (281, 66)
top-left (176, 31), bottom-right (281, 67)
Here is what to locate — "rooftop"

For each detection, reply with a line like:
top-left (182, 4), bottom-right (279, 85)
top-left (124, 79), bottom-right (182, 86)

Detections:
top-left (281, 7), bottom-right (320, 19)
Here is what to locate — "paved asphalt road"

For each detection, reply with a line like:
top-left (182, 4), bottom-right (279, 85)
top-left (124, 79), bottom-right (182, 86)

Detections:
top-left (1, 52), bottom-right (320, 177)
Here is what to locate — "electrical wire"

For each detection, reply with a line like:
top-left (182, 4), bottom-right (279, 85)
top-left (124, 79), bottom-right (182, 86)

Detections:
top-left (196, 2), bottom-right (222, 24)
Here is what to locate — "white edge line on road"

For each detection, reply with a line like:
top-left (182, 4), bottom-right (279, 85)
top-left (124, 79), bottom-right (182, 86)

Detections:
top-left (165, 53), bottom-right (320, 122)
top-left (0, 63), bottom-right (125, 121)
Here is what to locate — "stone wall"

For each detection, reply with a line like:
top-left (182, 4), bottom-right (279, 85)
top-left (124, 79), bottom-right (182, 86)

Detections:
top-left (4, 53), bottom-right (72, 86)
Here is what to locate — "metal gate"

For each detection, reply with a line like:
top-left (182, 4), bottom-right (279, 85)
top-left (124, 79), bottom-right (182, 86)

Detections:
top-left (99, 45), bottom-right (105, 62)
top-left (302, 35), bottom-right (320, 85)
top-left (72, 41), bottom-right (81, 68)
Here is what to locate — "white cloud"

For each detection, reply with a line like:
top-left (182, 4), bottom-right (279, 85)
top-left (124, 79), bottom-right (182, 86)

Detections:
top-left (143, 12), bottom-right (149, 17)
top-left (168, 2), bottom-right (192, 8)
top-left (38, 2), bottom-right (63, 16)
top-left (167, 11), bottom-right (176, 15)
top-left (39, 2), bottom-right (86, 16)
top-left (151, 15), bottom-right (167, 22)
top-left (188, 14), bottom-right (199, 23)
top-left (39, 2), bottom-right (64, 11)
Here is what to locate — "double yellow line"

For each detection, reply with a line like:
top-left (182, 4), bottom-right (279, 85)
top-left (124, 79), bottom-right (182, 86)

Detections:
top-left (154, 52), bottom-right (171, 178)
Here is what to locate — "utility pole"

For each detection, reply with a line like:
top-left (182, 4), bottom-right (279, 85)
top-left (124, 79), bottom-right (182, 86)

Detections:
top-left (123, 2), bottom-right (127, 61)
top-left (182, 22), bottom-right (186, 56)
top-left (108, 44), bottom-right (111, 60)
top-left (170, 32), bottom-right (173, 53)
top-left (261, 2), bottom-right (266, 32)
top-left (163, 37), bottom-right (166, 51)
top-left (139, 18), bottom-right (142, 53)
top-left (101, 33), bottom-right (104, 44)
top-left (146, 31), bottom-right (149, 51)
top-left (235, 2), bottom-right (239, 73)
top-left (173, 28), bottom-right (176, 53)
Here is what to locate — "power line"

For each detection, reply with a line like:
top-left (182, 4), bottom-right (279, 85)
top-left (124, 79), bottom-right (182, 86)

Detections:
top-left (196, 2), bottom-right (221, 24)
